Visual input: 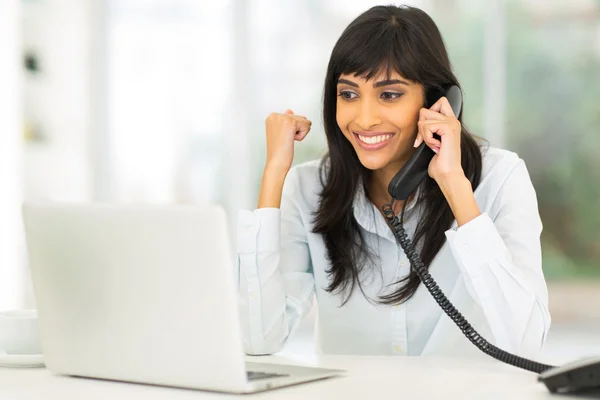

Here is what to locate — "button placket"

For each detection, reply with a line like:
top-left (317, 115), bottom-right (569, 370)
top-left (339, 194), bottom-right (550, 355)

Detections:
top-left (391, 301), bottom-right (407, 355)
top-left (390, 256), bottom-right (409, 355)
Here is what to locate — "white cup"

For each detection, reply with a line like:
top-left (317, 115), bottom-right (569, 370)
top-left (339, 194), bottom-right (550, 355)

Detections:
top-left (0, 310), bottom-right (42, 355)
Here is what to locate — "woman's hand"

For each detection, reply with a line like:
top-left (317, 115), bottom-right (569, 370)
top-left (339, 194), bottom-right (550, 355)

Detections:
top-left (413, 96), bottom-right (481, 226)
top-left (264, 109), bottom-right (312, 172)
top-left (258, 110), bottom-right (312, 208)
top-left (413, 96), bottom-right (464, 184)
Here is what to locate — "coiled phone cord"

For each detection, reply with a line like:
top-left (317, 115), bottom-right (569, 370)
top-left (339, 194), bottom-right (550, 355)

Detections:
top-left (382, 201), bottom-right (555, 374)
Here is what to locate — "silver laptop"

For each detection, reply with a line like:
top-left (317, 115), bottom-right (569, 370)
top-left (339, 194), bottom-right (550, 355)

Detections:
top-left (21, 201), bottom-right (343, 394)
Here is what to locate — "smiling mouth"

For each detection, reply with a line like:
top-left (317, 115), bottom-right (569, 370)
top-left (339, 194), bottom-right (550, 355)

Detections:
top-left (355, 133), bottom-right (395, 145)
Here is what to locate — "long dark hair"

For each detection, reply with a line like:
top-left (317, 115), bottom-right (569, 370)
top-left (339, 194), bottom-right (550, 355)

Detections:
top-left (312, 5), bottom-right (485, 305)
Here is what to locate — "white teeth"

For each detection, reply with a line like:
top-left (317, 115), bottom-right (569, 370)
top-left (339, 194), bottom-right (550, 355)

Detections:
top-left (357, 134), bottom-right (392, 145)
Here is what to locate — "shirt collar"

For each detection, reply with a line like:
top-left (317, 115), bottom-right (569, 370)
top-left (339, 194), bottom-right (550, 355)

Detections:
top-left (352, 179), bottom-right (421, 244)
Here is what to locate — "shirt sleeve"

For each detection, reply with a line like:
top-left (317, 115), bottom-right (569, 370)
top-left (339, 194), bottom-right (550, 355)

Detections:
top-left (236, 167), bottom-right (315, 355)
top-left (443, 158), bottom-right (551, 356)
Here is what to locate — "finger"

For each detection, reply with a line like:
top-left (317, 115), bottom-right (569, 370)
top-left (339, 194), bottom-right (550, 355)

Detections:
top-left (429, 97), bottom-right (456, 118)
top-left (295, 130), bottom-right (310, 141)
top-left (288, 114), bottom-right (309, 121)
top-left (417, 120), bottom-right (441, 147)
top-left (284, 109), bottom-right (294, 115)
top-left (419, 121), bottom-right (442, 148)
top-left (294, 123), bottom-right (311, 141)
top-left (413, 132), bottom-right (422, 148)
top-left (422, 119), bottom-right (461, 151)
top-left (294, 119), bottom-right (312, 136)
top-left (413, 130), bottom-right (427, 148)
top-left (419, 107), bottom-right (445, 121)
top-left (420, 120), bottom-right (458, 137)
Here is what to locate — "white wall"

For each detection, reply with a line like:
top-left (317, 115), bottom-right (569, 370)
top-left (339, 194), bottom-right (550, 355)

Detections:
top-left (0, 0), bottom-right (23, 311)
top-left (17, 0), bottom-right (97, 308)
top-left (22, 0), bottom-right (93, 203)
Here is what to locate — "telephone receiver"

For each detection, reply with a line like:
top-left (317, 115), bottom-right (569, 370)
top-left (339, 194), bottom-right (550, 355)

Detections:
top-left (388, 85), bottom-right (463, 201)
top-left (381, 85), bottom-right (600, 394)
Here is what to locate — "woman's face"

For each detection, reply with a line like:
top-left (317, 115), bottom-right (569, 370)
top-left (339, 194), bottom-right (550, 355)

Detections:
top-left (336, 70), bottom-right (425, 171)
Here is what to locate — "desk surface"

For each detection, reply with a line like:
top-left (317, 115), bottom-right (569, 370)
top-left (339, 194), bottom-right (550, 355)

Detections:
top-left (0, 353), bottom-right (577, 400)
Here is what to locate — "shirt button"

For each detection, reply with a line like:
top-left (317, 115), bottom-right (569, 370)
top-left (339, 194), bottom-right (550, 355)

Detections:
top-left (393, 344), bottom-right (402, 353)
top-left (250, 291), bottom-right (258, 300)
top-left (461, 244), bottom-right (469, 253)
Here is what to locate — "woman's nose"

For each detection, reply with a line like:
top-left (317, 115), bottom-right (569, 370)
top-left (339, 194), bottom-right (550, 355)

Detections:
top-left (355, 100), bottom-right (382, 130)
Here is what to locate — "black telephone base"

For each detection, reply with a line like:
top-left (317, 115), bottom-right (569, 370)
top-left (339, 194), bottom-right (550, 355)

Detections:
top-left (538, 356), bottom-right (600, 394)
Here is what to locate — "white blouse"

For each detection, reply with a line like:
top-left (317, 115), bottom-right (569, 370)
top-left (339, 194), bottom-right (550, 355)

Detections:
top-left (235, 146), bottom-right (550, 359)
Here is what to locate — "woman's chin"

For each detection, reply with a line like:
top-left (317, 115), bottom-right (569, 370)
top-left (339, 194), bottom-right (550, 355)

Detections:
top-left (356, 152), bottom-right (392, 171)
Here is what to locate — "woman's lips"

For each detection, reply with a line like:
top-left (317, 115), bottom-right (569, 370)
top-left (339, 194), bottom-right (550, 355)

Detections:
top-left (353, 132), bottom-right (395, 151)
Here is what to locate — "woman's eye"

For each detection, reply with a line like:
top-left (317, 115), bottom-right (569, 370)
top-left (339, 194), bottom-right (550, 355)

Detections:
top-left (381, 92), bottom-right (402, 101)
top-left (339, 91), bottom-right (358, 100)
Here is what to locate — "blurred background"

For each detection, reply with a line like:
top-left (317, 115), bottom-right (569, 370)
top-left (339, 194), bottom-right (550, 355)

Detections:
top-left (0, 0), bottom-right (598, 364)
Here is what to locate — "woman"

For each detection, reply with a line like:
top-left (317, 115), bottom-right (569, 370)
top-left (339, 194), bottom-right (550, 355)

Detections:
top-left (236, 5), bottom-right (550, 358)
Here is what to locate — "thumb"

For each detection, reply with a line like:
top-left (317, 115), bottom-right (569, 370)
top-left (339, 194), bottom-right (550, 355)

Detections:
top-left (284, 109), bottom-right (294, 115)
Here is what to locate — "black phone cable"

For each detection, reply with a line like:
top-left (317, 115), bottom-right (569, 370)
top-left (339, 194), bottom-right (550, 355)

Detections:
top-left (382, 201), bottom-right (555, 374)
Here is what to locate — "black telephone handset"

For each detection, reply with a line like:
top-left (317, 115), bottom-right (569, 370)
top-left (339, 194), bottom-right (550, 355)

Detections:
top-left (388, 85), bottom-right (462, 201)
top-left (382, 86), bottom-right (600, 395)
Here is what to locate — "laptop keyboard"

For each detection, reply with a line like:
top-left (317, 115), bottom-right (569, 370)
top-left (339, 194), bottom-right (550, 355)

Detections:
top-left (247, 371), bottom-right (290, 381)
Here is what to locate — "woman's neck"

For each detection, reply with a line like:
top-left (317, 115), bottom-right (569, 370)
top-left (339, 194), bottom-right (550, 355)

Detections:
top-left (369, 167), bottom-right (396, 202)
top-left (367, 160), bottom-right (409, 214)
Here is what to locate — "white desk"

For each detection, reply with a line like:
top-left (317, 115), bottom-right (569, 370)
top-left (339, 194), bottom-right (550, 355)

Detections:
top-left (0, 353), bottom-right (572, 399)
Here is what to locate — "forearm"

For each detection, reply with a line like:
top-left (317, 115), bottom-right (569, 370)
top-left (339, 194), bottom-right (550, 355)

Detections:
top-left (437, 172), bottom-right (481, 227)
top-left (257, 165), bottom-right (289, 209)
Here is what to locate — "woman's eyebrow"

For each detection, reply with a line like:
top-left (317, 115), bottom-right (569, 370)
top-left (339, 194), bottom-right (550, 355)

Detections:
top-left (337, 79), bottom-right (358, 87)
top-left (337, 78), bottom-right (409, 88)
top-left (374, 79), bottom-right (409, 87)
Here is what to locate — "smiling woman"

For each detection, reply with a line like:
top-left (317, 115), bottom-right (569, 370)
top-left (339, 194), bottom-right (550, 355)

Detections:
top-left (236, 4), bottom-right (550, 360)
top-left (314, 5), bottom-right (484, 306)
